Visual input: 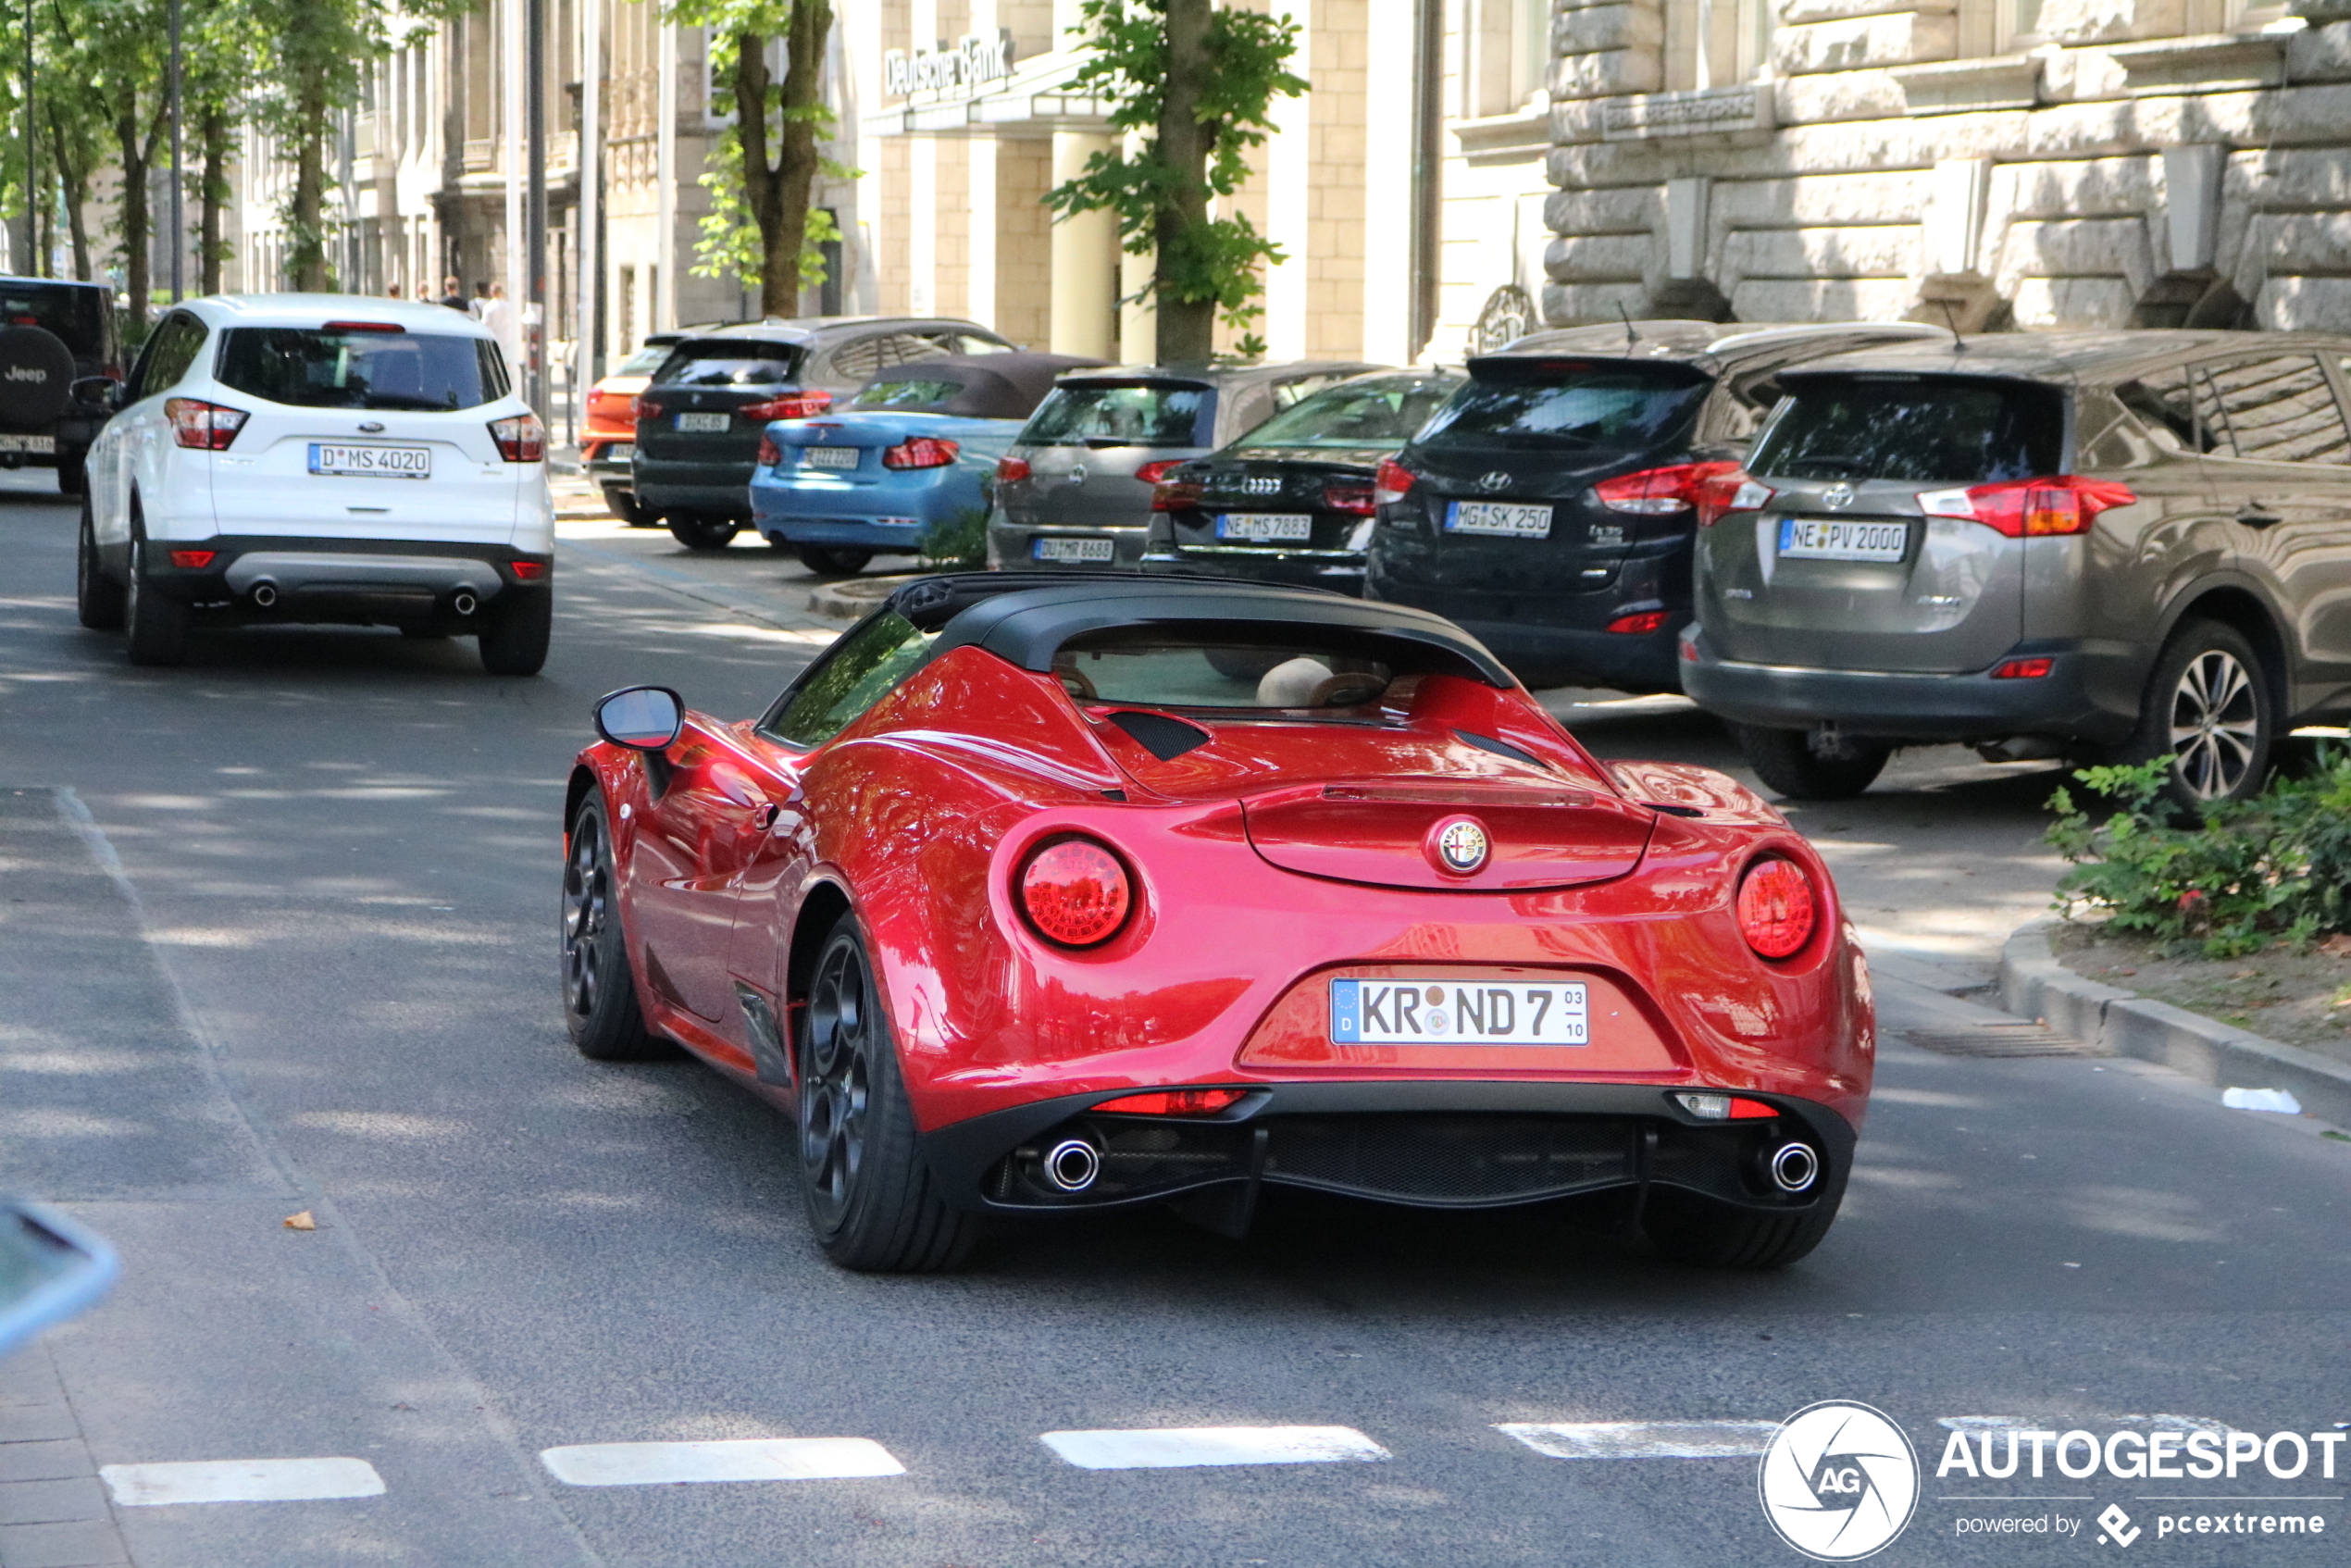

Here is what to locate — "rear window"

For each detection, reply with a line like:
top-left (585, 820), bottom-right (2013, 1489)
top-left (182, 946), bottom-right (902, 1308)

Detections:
top-left (215, 328), bottom-right (508, 411)
top-left (615, 342), bottom-right (674, 376)
top-left (1022, 382), bottom-right (1214, 447)
top-left (0, 284), bottom-right (106, 358)
top-left (1752, 375), bottom-right (2064, 483)
top-left (1230, 378), bottom-right (1461, 454)
top-left (654, 340), bottom-right (803, 387)
top-left (1414, 363), bottom-right (1709, 454)
top-left (1051, 628), bottom-right (1398, 713)
top-left (850, 378), bottom-right (964, 411)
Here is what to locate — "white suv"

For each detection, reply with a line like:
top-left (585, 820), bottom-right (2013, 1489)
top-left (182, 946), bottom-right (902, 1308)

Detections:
top-left (75, 294), bottom-right (554, 673)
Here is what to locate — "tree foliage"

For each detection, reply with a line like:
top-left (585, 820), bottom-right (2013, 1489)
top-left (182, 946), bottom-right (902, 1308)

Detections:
top-left (1045, 0), bottom-right (1305, 363)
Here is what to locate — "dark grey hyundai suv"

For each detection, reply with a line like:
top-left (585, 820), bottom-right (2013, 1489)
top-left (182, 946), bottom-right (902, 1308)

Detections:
top-left (1681, 330), bottom-right (2351, 805)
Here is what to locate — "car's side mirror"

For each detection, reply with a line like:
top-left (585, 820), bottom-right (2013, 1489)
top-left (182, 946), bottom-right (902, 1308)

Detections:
top-left (594, 686), bottom-right (684, 751)
top-left (70, 377), bottom-right (123, 411)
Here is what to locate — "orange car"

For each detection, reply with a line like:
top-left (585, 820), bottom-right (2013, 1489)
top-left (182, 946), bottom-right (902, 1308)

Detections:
top-left (582, 334), bottom-right (682, 525)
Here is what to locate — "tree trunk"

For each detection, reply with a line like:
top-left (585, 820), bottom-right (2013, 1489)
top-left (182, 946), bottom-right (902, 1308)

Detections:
top-left (731, 0), bottom-right (834, 319)
top-left (198, 107), bottom-right (229, 295)
top-left (288, 62), bottom-right (331, 290)
top-left (116, 109), bottom-right (151, 321)
top-left (1152, 0), bottom-right (1215, 365)
top-left (47, 111), bottom-right (94, 281)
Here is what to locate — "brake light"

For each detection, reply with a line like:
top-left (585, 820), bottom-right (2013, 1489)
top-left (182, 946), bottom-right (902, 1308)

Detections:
top-left (167, 549), bottom-right (217, 568)
top-left (1374, 457), bottom-right (1414, 505)
top-left (882, 436), bottom-right (959, 470)
top-left (1605, 609), bottom-right (1671, 635)
top-left (740, 390), bottom-right (834, 422)
top-left (1993, 656), bottom-right (2054, 679)
top-left (165, 397), bottom-right (248, 450)
top-left (489, 412), bottom-right (546, 462)
top-left (1736, 858), bottom-right (1817, 960)
top-left (1151, 479), bottom-right (1203, 512)
top-left (1091, 1088), bottom-right (1247, 1115)
top-left (996, 456), bottom-right (1032, 484)
top-left (633, 398), bottom-right (661, 422)
top-left (511, 560), bottom-right (547, 580)
top-left (1323, 480), bottom-right (1375, 516)
top-left (322, 319), bottom-right (403, 333)
top-left (1674, 1092), bottom-right (1780, 1120)
top-left (1132, 459), bottom-right (1184, 486)
top-left (1919, 476), bottom-right (2136, 538)
top-left (756, 435), bottom-right (781, 467)
top-left (1593, 460), bottom-right (1742, 516)
top-left (1018, 838), bottom-right (1133, 948)
top-left (1695, 470), bottom-right (1775, 527)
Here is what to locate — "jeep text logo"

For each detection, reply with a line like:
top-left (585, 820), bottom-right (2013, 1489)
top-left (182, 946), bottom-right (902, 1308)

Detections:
top-left (4, 366), bottom-right (46, 382)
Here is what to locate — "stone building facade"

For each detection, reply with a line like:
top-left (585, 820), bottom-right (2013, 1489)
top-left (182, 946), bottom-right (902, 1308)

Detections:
top-left (1537, 0), bottom-right (2351, 331)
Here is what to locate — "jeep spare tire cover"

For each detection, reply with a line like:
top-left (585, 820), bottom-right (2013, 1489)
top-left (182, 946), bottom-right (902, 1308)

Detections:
top-left (0, 325), bottom-right (75, 429)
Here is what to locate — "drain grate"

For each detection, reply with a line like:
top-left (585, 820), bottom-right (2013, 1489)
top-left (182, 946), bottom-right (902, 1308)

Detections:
top-left (1903, 1022), bottom-right (2106, 1058)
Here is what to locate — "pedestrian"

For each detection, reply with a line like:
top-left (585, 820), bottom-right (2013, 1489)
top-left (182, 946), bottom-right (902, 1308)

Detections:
top-left (387, 282), bottom-right (405, 300)
top-left (479, 281), bottom-right (521, 374)
top-left (438, 276), bottom-right (466, 312)
top-left (469, 280), bottom-right (491, 320)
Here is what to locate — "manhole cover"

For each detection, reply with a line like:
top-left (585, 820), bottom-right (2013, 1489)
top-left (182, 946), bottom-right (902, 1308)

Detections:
top-left (1903, 1023), bottom-right (2106, 1058)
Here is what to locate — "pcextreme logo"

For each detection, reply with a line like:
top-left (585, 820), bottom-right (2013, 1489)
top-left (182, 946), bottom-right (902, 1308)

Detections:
top-left (1759, 1400), bottom-right (1922, 1561)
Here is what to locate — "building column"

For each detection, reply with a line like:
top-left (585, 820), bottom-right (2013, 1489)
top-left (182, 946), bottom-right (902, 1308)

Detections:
top-left (968, 135), bottom-right (998, 327)
top-left (1049, 131), bottom-right (1117, 357)
top-left (1262, 0), bottom-right (1312, 361)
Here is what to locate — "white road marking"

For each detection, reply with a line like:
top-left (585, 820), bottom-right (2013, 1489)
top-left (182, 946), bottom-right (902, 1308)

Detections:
top-left (101, 1458), bottom-right (386, 1506)
top-left (1498, 1421), bottom-right (1782, 1460)
top-left (539, 1437), bottom-right (906, 1487)
top-left (1040, 1425), bottom-right (1391, 1471)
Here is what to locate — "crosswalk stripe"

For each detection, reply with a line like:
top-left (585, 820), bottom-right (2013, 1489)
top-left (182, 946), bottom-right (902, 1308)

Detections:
top-left (1040, 1425), bottom-right (1392, 1471)
top-left (100, 1458), bottom-right (387, 1507)
top-left (1497, 1421), bottom-right (1782, 1460)
top-left (538, 1437), bottom-right (907, 1487)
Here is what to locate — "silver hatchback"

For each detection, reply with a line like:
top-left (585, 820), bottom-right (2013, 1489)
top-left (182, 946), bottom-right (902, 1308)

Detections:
top-left (1682, 330), bottom-right (2351, 805)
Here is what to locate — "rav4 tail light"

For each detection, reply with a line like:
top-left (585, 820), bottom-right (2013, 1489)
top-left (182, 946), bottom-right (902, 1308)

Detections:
top-left (1091, 1088), bottom-right (1247, 1115)
top-left (1918, 475), bottom-right (2136, 538)
top-left (1374, 457), bottom-right (1415, 505)
top-left (1694, 469), bottom-right (1776, 527)
top-left (996, 456), bottom-right (1032, 485)
top-left (1018, 838), bottom-right (1133, 948)
top-left (165, 398), bottom-right (249, 451)
top-left (490, 412), bottom-right (546, 462)
top-left (1736, 857), bottom-right (1817, 959)
top-left (741, 390), bottom-right (834, 422)
top-left (882, 436), bottom-right (959, 469)
top-left (1593, 460), bottom-right (1743, 516)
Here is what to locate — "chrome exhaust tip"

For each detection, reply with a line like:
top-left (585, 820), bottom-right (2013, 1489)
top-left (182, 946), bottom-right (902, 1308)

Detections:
top-left (249, 580), bottom-right (278, 608)
top-left (1042, 1138), bottom-right (1101, 1193)
top-left (451, 590), bottom-right (479, 617)
top-left (1770, 1141), bottom-right (1821, 1194)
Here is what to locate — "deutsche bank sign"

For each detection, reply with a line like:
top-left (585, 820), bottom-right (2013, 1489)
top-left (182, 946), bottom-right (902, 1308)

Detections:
top-left (883, 31), bottom-right (1017, 101)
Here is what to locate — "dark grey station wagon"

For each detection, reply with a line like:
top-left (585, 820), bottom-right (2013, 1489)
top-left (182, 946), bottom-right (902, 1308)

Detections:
top-left (1682, 331), bottom-right (2351, 804)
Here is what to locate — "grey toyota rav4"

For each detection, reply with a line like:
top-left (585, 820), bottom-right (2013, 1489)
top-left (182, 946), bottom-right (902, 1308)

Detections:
top-left (1681, 330), bottom-right (2351, 805)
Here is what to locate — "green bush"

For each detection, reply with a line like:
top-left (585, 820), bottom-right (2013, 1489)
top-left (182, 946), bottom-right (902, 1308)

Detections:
top-left (2046, 753), bottom-right (2351, 957)
top-left (917, 505), bottom-right (989, 569)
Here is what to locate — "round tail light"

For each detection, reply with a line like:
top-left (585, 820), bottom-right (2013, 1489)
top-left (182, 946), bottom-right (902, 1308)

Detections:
top-left (1736, 857), bottom-right (1816, 959)
top-left (1018, 839), bottom-right (1132, 948)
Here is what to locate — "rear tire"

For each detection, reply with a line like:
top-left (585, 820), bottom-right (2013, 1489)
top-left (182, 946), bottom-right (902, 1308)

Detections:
top-left (793, 544), bottom-right (871, 575)
top-left (76, 499), bottom-right (125, 630)
top-left (798, 915), bottom-right (979, 1272)
top-left (602, 486), bottom-right (650, 526)
top-left (2115, 619), bottom-right (2272, 811)
top-left (1644, 1185), bottom-right (1844, 1270)
top-left (1734, 724), bottom-right (1890, 801)
top-left (123, 526), bottom-right (191, 666)
top-left (479, 591), bottom-right (551, 676)
top-left (563, 798), bottom-right (670, 1062)
top-left (667, 514), bottom-right (740, 551)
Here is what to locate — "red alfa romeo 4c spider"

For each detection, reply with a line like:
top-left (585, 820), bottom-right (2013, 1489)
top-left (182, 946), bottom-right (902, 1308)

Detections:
top-left (563, 574), bottom-right (1873, 1272)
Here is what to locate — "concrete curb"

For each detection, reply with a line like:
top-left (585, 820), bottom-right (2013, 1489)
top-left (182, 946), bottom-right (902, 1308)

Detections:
top-left (2000, 916), bottom-right (2351, 1126)
top-left (806, 573), bottom-right (951, 620)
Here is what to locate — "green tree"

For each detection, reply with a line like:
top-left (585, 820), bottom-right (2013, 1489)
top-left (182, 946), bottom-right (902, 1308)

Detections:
top-left (40, 0), bottom-right (172, 305)
top-left (1044, 0), bottom-right (1304, 364)
top-left (661, 0), bottom-right (843, 317)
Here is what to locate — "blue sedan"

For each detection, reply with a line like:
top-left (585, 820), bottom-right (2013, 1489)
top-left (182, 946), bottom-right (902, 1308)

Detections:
top-left (751, 352), bottom-right (1103, 574)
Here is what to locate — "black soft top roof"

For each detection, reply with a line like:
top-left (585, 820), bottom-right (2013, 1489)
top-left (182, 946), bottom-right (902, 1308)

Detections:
top-left (884, 573), bottom-right (1516, 687)
top-left (852, 353), bottom-right (1107, 418)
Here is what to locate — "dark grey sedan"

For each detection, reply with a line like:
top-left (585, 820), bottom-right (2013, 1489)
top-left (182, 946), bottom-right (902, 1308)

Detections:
top-left (1682, 330), bottom-right (2351, 805)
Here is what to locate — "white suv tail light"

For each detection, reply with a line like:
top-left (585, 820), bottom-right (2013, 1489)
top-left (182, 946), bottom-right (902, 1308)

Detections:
top-left (166, 398), bottom-right (249, 451)
top-left (490, 412), bottom-right (547, 463)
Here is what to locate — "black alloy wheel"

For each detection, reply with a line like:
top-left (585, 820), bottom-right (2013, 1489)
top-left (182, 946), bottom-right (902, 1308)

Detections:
top-left (666, 514), bottom-right (740, 551)
top-left (122, 521), bottom-right (192, 666)
top-left (797, 915), bottom-right (978, 1272)
top-left (793, 544), bottom-right (872, 576)
top-left (1732, 724), bottom-right (1891, 802)
top-left (479, 591), bottom-right (552, 676)
top-left (75, 497), bottom-right (125, 630)
top-left (563, 799), bottom-right (667, 1061)
top-left (2123, 620), bottom-right (2272, 810)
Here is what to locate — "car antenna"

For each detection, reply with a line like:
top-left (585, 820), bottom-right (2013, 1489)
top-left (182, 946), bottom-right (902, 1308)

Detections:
top-left (1936, 298), bottom-right (1964, 352)
top-left (1616, 304), bottom-right (1640, 353)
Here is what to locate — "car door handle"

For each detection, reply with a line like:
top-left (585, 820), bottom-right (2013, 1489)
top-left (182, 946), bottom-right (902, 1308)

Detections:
top-left (2236, 503), bottom-right (2281, 529)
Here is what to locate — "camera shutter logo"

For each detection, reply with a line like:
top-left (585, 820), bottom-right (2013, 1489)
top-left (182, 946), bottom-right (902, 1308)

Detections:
top-left (1758, 1400), bottom-right (1919, 1561)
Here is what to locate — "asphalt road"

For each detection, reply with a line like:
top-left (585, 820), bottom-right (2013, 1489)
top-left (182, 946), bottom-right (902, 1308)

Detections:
top-left (4, 470), bottom-right (2348, 1568)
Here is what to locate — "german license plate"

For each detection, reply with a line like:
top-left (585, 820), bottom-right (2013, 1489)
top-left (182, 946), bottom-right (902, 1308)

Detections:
top-left (1216, 513), bottom-right (1312, 543)
top-left (1329, 978), bottom-right (1588, 1046)
top-left (0, 432), bottom-right (56, 454)
top-left (804, 446), bottom-right (860, 469)
top-left (1446, 501), bottom-right (1551, 538)
top-left (308, 443), bottom-right (430, 479)
top-left (1779, 517), bottom-right (1909, 562)
top-left (675, 412), bottom-right (729, 433)
top-left (607, 442), bottom-right (633, 462)
top-left (1033, 536), bottom-right (1115, 564)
